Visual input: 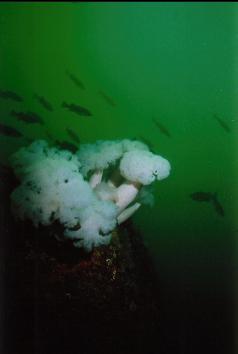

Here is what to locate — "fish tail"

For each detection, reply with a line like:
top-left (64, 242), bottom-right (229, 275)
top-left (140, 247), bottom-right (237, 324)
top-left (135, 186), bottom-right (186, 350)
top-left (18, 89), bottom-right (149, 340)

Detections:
top-left (211, 192), bottom-right (218, 202)
top-left (66, 70), bottom-right (73, 79)
top-left (33, 94), bottom-right (40, 102)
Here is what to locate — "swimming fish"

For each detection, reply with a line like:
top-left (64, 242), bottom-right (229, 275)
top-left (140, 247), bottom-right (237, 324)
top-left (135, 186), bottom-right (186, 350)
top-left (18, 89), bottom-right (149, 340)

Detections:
top-left (0, 123), bottom-right (22, 137)
top-left (212, 195), bottom-right (225, 217)
top-left (11, 110), bottom-right (44, 124)
top-left (213, 114), bottom-right (230, 133)
top-left (153, 118), bottom-right (171, 138)
top-left (190, 192), bottom-right (214, 202)
top-left (138, 136), bottom-right (155, 152)
top-left (66, 128), bottom-right (80, 144)
top-left (190, 191), bottom-right (224, 217)
top-left (34, 94), bottom-right (53, 111)
top-left (98, 90), bottom-right (116, 107)
top-left (66, 70), bottom-right (85, 90)
top-left (0, 89), bottom-right (23, 102)
top-left (55, 140), bottom-right (78, 153)
top-left (62, 102), bottom-right (92, 117)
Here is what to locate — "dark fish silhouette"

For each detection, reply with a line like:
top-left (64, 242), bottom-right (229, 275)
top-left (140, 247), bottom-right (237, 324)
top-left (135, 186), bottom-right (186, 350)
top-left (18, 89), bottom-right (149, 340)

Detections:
top-left (212, 194), bottom-right (225, 217)
top-left (190, 191), bottom-right (224, 217)
top-left (98, 90), bottom-right (116, 107)
top-left (138, 136), bottom-right (155, 152)
top-left (66, 71), bottom-right (85, 90)
top-left (0, 89), bottom-right (23, 102)
top-left (62, 102), bottom-right (92, 117)
top-left (55, 140), bottom-right (78, 153)
top-left (213, 114), bottom-right (230, 133)
top-left (66, 128), bottom-right (80, 144)
top-left (190, 192), bottom-right (214, 202)
top-left (34, 94), bottom-right (53, 111)
top-left (11, 110), bottom-right (44, 124)
top-left (153, 118), bottom-right (171, 138)
top-left (0, 123), bottom-right (22, 137)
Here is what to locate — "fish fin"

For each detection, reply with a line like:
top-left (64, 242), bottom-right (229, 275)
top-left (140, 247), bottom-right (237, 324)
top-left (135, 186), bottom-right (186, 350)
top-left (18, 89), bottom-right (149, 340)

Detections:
top-left (212, 192), bottom-right (218, 202)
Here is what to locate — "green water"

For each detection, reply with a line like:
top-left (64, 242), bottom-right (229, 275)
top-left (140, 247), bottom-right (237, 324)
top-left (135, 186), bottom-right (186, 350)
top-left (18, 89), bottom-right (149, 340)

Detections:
top-left (1, 2), bottom-right (237, 347)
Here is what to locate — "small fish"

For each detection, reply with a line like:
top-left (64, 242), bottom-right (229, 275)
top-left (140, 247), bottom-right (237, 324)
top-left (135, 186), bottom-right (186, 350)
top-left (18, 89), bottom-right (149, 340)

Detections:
top-left (153, 118), bottom-right (171, 138)
top-left (190, 191), bottom-right (225, 217)
top-left (66, 128), bottom-right (80, 144)
top-left (0, 89), bottom-right (23, 102)
top-left (55, 140), bottom-right (78, 153)
top-left (66, 70), bottom-right (85, 90)
top-left (11, 110), bottom-right (44, 124)
top-left (212, 194), bottom-right (225, 217)
top-left (190, 192), bottom-right (214, 202)
top-left (0, 123), bottom-right (22, 137)
top-left (98, 90), bottom-right (116, 107)
top-left (62, 102), bottom-right (92, 117)
top-left (34, 94), bottom-right (53, 111)
top-left (138, 136), bottom-right (155, 152)
top-left (213, 114), bottom-right (230, 133)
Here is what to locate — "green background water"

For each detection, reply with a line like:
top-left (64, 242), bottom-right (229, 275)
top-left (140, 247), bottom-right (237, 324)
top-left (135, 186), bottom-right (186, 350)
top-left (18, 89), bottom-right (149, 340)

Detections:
top-left (1, 2), bottom-right (237, 350)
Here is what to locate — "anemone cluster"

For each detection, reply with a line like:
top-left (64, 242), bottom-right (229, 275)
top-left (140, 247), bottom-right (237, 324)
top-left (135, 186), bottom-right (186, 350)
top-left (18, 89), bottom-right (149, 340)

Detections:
top-left (10, 139), bottom-right (171, 252)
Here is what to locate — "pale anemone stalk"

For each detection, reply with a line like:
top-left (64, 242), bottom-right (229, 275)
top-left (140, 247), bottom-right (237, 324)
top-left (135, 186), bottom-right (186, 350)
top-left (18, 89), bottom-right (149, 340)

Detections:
top-left (117, 202), bottom-right (141, 225)
top-left (89, 169), bottom-right (104, 189)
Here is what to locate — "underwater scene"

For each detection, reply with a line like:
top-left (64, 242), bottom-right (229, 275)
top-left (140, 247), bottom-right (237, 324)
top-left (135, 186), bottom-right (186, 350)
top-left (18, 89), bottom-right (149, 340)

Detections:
top-left (0, 2), bottom-right (237, 354)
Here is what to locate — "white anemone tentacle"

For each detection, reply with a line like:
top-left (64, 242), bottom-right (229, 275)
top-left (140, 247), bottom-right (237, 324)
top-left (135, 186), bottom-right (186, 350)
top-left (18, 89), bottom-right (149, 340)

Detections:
top-left (117, 202), bottom-right (141, 225)
top-left (89, 169), bottom-right (103, 189)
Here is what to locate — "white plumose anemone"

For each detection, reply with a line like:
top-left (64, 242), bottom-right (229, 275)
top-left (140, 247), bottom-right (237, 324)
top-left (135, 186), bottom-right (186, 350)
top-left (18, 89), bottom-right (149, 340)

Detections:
top-left (10, 139), bottom-right (171, 252)
top-left (115, 150), bottom-right (171, 211)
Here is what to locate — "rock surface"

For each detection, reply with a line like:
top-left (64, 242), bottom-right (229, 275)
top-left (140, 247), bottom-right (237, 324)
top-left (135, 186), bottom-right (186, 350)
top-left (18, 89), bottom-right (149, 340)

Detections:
top-left (1, 165), bottom-right (161, 354)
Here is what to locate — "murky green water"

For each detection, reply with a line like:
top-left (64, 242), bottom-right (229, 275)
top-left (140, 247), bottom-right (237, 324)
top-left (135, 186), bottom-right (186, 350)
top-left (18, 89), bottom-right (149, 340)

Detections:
top-left (1, 3), bottom-right (237, 352)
